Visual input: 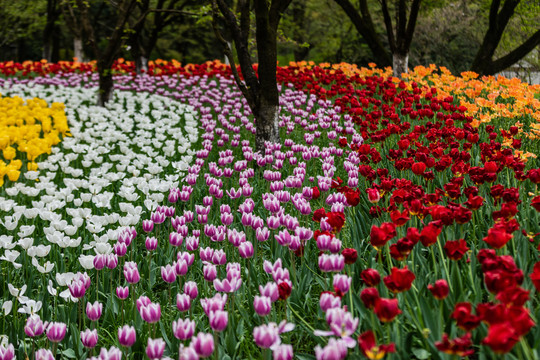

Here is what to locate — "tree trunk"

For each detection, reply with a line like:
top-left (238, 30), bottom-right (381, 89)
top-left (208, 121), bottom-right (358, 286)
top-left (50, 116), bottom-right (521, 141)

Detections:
top-left (42, 41), bottom-right (53, 62)
top-left (97, 69), bottom-right (114, 106)
top-left (135, 56), bottom-right (149, 73)
top-left (43, 0), bottom-right (58, 62)
top-left (255, 94), bottom-right (280, 153)
top-left (393, 52), bottom-right (409, 78)
top-left (254, 0), bottom-right (283, 154)
top-left (73, 38), bottom-right (84, 61)
top-left (224, 41), bottom-right (232, 65)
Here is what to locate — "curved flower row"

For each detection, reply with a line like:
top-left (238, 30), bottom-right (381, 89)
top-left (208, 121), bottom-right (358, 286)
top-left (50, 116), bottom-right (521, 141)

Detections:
top-left (0, 61), bottom-right (539, 359)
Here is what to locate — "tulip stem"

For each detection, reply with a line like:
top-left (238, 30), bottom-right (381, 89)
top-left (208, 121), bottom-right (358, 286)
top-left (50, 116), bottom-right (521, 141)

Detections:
top-left (78, 300), bottom-right (82, 330)
top-left (287, 303), bottom-right (317, 334)
top-left (289, 251), bottom-right (297, 285)
top-left (348, 283), bottom-right (354, 317)
top-left (169, 286), bottom-right (172, 309)
top-left (96, 270), bottom-right (99, 302)
top-left (437, 239), bottom-right (453, 293)
top-left (214, 332), bottom-right (219, 360)
top-left (149, 254), bottom-right (153, 283)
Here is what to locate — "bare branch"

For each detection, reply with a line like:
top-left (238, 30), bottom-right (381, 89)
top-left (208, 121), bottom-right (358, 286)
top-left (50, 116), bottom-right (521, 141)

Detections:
top-left (211, 0), bottom-right (254, 107)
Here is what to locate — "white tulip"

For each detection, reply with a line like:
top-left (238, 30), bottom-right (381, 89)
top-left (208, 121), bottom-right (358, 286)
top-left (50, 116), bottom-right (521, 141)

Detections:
top-left (0, 236), bottom-right (16, 250)
top-left (64, 225), bottom-right (78, 236)
top-left (1, 250), bottom-right (20, 263)
top-left (17, 238), bottom-right (34, 250)
top-left (0, 198), bottom-right (14, 212)
top-left (23, 208), bottom-right (39, 219)
top-left (0, 216), bottom-right (19, 231)
top-left (59, 289), bottom-right (78, 303)
top-left (47, 280), bottom-right (57, 296)
top-left (18, 300), bottom-right (42, 315)
top-left (56, 272), bottom-right (76, 286)
top-left (8, 284), bottom-right (28, 304)
top-left (5, 187), bottom-right (19, 196)
top-left (67, 236), bottom-right (82, 248)
top-left (72, 217), bottom-right (84, 228)
top-left (79, 254), bottom-right (95, 269)
top-left (2, 301), bottom-right (12, 315)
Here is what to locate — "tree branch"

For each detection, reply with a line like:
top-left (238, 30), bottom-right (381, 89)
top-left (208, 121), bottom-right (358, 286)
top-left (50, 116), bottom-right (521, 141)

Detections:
top-left (211, 1), bottom-right (253, 106)
top-left (213, 0), bottom-right (259, 110)
top-left (490, 28), bottom-right (540, 74)
top-left (334, 0), bottom-right (392, 66)
top-left (380, 0), bottom-right (396, 52)
top-left (270, 0), bottom-right (293, 29)
top-left (404, 0), bottom-right (421, 51)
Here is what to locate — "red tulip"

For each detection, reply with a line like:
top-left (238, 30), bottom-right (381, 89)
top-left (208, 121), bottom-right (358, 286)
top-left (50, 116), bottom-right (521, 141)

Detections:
top-left (419, 223), bottom-right (441, 247)
top-left (369, 222), bottom-right (396, 248)
top-left (312, 208), bottom-right (326, 222)
top-left (360, 287), bottom-right (380, 309)
top-left (482, 323), bottom-right (519, 354)
top-left (428, 279), bottom-right (449, 300)
top-left (411, 162), bottom-right (427, 175)
top-left (360, 268), bottom-right (381, 287)
top-left (374, 298), bottom-right (401, 322)
top-left (435, 333), bottom-right (474, 357)
top-left (383, 266), bottom-right (415, 293)
top-left (341, 248), bottom-right (358, 265)
top-left (483, 227), bottom-right (513, 249)
top-left (366, 188), bottom-right (381, 203)
top-left (325, 212), bottom-right (346, 233)
top-left (530, 262), bottom-right (540, 291)
top-left (390, 209), bottom-right (410, 226)
top-left (358, 330), bottom-right (396, 359)
top-left (531, 196), bottom-right (540, 212)
top-left (451, 302), bottom-right (481, 331)
top-left (443, 239), bottom-right (469, 260)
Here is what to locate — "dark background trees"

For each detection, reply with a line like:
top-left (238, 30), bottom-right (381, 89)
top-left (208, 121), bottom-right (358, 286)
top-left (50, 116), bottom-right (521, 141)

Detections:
top-left (0, 0), bottom-right (538, 78)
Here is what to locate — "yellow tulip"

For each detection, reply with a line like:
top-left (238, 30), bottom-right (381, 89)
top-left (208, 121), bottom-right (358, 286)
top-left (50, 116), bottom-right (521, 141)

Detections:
top-left (2, 146), bottom-right (16, 160)
top-left (6, 169), bottom-right (20, 182)
top-left (0, 94), bottom-right (69, 186)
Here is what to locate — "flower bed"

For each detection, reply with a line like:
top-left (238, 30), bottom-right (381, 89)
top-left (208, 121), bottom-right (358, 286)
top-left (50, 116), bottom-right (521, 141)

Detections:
top-left (0, 60), bottom-right (539, 359)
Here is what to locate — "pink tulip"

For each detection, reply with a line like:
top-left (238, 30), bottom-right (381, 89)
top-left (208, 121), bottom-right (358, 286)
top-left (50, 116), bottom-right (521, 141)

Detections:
top-left (118, 325), bottom-right (136, 347)
top-left (80, 329), bottom-right (98, 348)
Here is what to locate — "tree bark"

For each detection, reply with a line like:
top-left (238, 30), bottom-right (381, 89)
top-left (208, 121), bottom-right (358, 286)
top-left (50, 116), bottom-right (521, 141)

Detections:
top-left (254, 0), bottom-right (281, 152)
top-left (393, 52), bottom-right (408, 77)
top-left (97, 66), bottom-right (114, 106)
top-left (43, 0), bottom-right (59, 62)
top-left (256, 94), bottom-right (280, 152)
top-left (135, 56), bottom-right (149, 73)
top-left (73, 38), bottom-right (84, 61)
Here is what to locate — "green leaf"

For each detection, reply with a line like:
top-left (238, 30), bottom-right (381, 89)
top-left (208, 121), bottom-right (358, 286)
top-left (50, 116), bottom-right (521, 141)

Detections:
top-left (412, 348), bottom-right (430, 359)
top-left (295, 354), bottom-right (316, 360)
top-left (62, 349), bottom-right (77, 359)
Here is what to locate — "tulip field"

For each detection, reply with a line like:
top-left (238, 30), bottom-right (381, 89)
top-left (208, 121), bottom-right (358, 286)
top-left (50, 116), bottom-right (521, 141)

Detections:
top-left (0, 60), bottom-right (539, 360)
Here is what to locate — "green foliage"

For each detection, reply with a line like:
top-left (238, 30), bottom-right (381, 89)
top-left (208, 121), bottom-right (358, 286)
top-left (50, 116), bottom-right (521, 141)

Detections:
top-left (410, 1), bottom-right (483, 73)
top-left (0, 0), bottom-right (48, 61)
